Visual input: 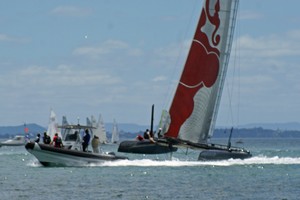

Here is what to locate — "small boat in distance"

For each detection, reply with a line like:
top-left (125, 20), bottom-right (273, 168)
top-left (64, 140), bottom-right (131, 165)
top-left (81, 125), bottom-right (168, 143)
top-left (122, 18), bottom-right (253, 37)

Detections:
top-left (25, 124), bottom-right (127, 167)
top-left (236, 139), bottom-right (244, 144)
top-left (0, 135), bottom-right (25, 147)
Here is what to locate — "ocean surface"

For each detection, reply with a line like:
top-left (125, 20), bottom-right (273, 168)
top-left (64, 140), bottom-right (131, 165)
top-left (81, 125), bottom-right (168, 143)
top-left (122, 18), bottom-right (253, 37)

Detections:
top-left (1, 138), bottom-right (300, 200)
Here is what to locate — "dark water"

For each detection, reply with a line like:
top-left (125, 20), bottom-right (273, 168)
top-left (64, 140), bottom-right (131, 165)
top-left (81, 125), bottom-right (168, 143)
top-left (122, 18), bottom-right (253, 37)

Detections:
top-left (1, 138), bottom-right (300, 200)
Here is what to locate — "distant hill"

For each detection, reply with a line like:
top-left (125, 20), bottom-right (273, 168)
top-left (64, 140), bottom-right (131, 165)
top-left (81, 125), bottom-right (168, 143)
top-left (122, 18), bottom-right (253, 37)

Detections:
top-left (213, 127), bottom-right (300, 138)
top-left (237, 122), bottom-right (300, 131)
top-left (0, 124), bottom-right (46, 138)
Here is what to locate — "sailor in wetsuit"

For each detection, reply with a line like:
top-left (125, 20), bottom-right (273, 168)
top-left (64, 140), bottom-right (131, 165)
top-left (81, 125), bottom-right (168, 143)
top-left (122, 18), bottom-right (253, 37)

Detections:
top-left (143, 129), bottom-right (156, 143)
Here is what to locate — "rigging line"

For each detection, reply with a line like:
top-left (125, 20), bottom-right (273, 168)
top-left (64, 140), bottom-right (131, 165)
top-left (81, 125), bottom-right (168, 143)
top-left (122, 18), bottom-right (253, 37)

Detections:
top-left (233, 3), bottom-right (241, 127)
top-left (236, 7), bottom-right (241, 127)
top-left (226, 2), bottom-right (241, 128)
top-left (225, 57), bottom-right (235, 124)
top-left (162, 0), bottom-right (201, 110)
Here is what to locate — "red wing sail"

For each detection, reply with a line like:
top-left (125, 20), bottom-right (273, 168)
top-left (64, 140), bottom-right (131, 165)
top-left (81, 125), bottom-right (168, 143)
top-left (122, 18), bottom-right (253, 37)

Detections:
top-left (164, 0), bottom-right (238, 143)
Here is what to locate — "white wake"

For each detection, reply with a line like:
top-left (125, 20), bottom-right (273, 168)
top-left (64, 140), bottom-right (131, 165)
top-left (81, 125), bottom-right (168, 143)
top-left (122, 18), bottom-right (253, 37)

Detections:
top-left (26, 156), bottom-right (300, 167)
top-left (97, 156), bottom-right (300, 167)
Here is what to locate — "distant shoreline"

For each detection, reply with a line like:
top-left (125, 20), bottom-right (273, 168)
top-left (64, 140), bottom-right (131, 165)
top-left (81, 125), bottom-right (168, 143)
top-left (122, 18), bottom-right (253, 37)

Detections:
top-left (1, 123), bottom-right (300, 139)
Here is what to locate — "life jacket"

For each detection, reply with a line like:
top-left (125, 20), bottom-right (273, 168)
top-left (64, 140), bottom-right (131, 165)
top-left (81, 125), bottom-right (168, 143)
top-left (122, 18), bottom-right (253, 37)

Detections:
top-left (35, 137), bottom-right (40, 143)
top-left (137, 135), bottom-right (144, 141)
top-left (55, 137), bottom-right (62, 147)
top-left (44, 136), bottom-right (51, 144)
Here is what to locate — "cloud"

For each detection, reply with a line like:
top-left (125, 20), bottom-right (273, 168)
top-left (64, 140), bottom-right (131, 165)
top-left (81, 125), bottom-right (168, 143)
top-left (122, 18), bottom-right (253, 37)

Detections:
top-left (152, 76), bottom-right (167, 82)
top-left (73, 40), bottom-right (130, 58)
top-left (219, 29), bottom-right (300, 125)
top-left (230, 31), bottom-right (300, 85)
top-left (287, 29), bottom-right (300, 40)
top-left (0, 33), bottom-right (28, 43)
top-left (0, 65), bottom-right (121, 94)
top-left (73, 46), bottom-right (110, 57)
top-left (0, 64), bottom-right (126, 119)
top-left (239, 11), bottom-right (263, 20)
top-left (0, 34), bottom-right (13, 41)
top-left (51, 6), bottom-right (92, 17)
top-left (154, 39), bottom-right (190, 59)
top-left (237, 34), bottom-right (300, 57)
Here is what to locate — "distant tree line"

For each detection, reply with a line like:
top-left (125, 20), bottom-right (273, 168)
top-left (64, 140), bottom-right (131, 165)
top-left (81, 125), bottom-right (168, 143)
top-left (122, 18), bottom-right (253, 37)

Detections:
top-left (1, 125), bottom-right (300, 139)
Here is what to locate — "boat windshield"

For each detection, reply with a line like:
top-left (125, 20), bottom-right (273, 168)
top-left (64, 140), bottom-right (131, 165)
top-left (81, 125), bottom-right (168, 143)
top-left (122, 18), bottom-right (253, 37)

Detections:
top-left (14, 136), bottom-right (23, 141)
top-left (65, 132), bottom-right (79, 141)
top-left (58, 125), bottom-right (95, 141)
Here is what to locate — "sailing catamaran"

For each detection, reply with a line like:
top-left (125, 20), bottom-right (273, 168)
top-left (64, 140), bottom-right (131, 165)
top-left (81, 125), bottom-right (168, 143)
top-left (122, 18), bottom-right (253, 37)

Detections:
top-left (118, 0), bottom-right (251, 160)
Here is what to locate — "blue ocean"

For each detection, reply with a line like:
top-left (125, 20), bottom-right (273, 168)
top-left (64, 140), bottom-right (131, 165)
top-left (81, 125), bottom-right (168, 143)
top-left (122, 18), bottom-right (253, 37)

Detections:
top-left (1, 138), bottom-right (300, 200)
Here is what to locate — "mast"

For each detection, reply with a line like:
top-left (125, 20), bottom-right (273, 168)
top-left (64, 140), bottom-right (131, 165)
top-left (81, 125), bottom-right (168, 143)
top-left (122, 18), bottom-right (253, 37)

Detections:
top-left (227, 127), bottom-right (233, 149)
top-left (150, 104), bottom-right (154, 136)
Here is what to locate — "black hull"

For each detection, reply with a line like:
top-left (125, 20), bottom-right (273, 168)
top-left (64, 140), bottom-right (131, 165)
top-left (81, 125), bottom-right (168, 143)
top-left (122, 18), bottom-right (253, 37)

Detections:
top-left (198, 149), bottom-right (252, 161)
top-left (118, 140), bottom-right (177, 154)
top-left (25, 142), bottom-right (128, 167)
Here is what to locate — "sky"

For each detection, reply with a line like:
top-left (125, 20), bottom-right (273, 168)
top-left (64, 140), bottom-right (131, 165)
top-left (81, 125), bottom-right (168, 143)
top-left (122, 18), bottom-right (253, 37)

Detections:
top-left (1, 0), bottom-right (300, 128)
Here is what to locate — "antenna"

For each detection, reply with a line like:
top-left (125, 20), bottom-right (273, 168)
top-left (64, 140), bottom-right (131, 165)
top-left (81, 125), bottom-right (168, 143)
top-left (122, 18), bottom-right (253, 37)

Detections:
top-left (150, 104), bottom-right (154, 136)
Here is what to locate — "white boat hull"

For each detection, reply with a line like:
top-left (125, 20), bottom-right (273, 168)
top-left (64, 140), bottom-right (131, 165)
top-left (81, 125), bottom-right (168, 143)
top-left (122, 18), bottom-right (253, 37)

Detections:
top-left (25, 142), bottom-right (128, 167)
top-left (0, 136), bottom-right (25, 147)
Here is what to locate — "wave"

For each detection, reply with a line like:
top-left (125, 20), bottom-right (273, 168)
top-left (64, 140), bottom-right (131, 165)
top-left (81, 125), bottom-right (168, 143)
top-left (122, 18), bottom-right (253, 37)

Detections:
top-left (0, 152), bottom-right (28, 156)
top-left (26, 159), bottom-right (42, 167)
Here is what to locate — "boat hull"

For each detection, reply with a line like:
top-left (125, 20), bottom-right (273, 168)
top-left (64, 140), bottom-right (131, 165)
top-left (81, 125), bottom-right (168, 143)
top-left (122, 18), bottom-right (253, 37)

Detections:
top-left (118, 140), bottom-right (177, 154)
top-left (25, 142), bottom-right (128, 167)
top-left (0, 143), bottom-right (25, 147)
top-left (0, 136), bottom-right (25, 147)
top-left (198, 149), bottom-right (252, 161)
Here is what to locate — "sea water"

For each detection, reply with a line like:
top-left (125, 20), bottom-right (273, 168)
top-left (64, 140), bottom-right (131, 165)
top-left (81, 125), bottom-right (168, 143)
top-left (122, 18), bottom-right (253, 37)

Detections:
top-left (0, 138), bottom-right (300, 200)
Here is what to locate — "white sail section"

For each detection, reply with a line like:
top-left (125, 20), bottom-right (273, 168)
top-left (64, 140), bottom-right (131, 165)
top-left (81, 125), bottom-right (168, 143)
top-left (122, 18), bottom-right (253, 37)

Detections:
top-left (92, 115), bottom-right (107, 144)
top-left (111, 119), bottom-right (119, 143)
top-left (46, 109), bottom-right (61, 139)
top-left (164, 0), bottom-right (239, 144)
top-left (61, 115), bottom-right (74, 140)
top-left (159, 110), bottom-right (171, 135)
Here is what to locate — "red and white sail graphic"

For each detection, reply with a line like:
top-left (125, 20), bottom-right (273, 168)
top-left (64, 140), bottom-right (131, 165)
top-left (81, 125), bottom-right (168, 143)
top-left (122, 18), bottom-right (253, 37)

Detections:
top-left (164, 0), bottom-right (238, 143)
